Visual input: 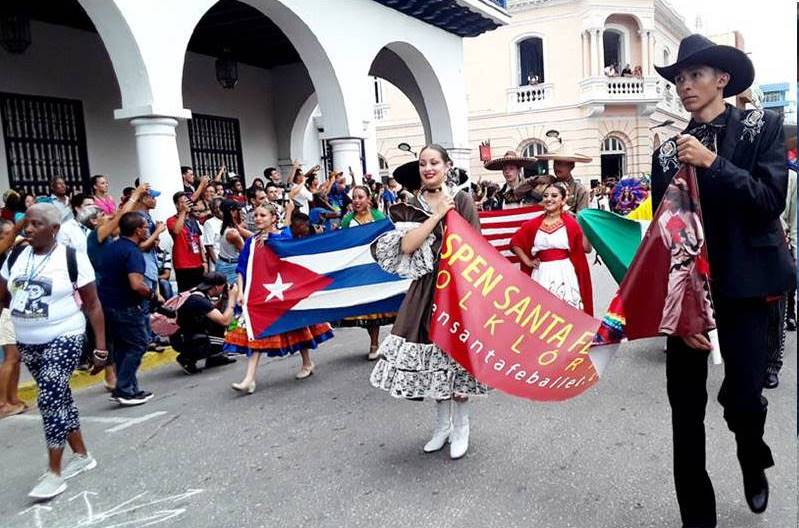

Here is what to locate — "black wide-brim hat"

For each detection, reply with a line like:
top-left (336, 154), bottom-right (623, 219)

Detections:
top-left (393, 160), bottom-right (468, 192)
top-left (654, 34), bottom-right (754, 98)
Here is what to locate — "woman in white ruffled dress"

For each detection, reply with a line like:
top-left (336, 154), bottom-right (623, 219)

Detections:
top-left (369, 144), bottom-right (488, 460)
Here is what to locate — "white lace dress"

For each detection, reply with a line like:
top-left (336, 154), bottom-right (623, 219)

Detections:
top-left (368, 191), bottom-right (489, 400)
top-left (530, 225), bottom-right (583, 311)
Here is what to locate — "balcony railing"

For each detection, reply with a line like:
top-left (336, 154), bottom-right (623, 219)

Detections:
top-left (373, 103), bottom-right (390, 121)
top-left (507, 83), bottom-right (553, 112)
top-left (579, 76), bottom-right (659, 103)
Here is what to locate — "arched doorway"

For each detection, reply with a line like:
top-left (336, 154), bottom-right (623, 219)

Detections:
top-left (603, 29), bottom-right (624, 71)
top-left (601, 135), bottom-right (626, 182)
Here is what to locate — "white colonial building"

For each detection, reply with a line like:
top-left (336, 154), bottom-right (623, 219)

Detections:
top-left (0, 0), bottom-right (509, 219)
top-left (375, 0), bottom-right (696, 186)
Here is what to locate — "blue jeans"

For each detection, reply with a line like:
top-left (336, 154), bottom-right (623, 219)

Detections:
top-left (106, 306), bottom-right (149, 398)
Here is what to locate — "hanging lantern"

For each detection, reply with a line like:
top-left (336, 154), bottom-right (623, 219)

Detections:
top-left (215, 49), bottom-right (238, 89)
top-left (0, 14), bottom-right (31, 54)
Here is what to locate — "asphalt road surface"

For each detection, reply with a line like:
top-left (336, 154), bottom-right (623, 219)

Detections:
top-left (1, 262), bottom-right (796, 528)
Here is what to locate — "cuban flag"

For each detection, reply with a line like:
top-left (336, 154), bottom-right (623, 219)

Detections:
top-left (243, 220), bottom-right (410, 338)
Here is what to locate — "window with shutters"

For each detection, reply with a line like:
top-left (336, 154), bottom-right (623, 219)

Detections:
top-left (0, 92), bottom-right (90, 196)
top-left (187, 113), bottom-right (245, 182)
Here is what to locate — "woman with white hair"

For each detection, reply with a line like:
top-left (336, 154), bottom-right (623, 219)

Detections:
top-left (0, 203), bottom-right (107, 500)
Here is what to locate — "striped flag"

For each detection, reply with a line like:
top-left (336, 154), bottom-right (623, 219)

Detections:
top-left (479, 205), bottom-right (544, 263)
top-left (243, 220), bottom-right (410, 338)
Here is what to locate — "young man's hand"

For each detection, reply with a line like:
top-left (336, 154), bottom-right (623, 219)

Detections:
top-left (677, 134), bottom-right (717, 169)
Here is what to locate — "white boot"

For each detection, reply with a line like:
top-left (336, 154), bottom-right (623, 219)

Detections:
top-left (449, 400), bottom-right (470, 459)
top-left (423, 400), bottom-right (452, 453)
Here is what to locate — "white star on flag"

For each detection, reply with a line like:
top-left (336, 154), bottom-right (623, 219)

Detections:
top-left (263, 273), bottom-right (293, 302)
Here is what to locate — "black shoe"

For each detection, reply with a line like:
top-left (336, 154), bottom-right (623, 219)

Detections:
top-left (786, 317), bottom-right (796, 332)
top-left (743, 469), bottom-right (769, 514)
top-left (177, 356), bottom-right (201, 375)
top-left (205, 355), bottom-right (236, 368)
top-left (114, 391), bottom-right (153, 406)
top-left (764, 373), bottom-right (779, 389)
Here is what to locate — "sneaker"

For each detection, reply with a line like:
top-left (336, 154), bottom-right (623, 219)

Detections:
top-left (62, 453), bottom-right (97, 480)
top-left (115, 391), bottom-right (153, 406)
top-left (28, 471), bottom-right (66, 500)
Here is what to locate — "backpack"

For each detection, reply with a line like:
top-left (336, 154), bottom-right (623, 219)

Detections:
top-left (7, 243), bottom-right (78, 285)
top-left (149, 290), bottom-right (195, 337)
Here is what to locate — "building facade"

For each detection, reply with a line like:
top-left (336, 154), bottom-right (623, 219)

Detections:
top-left (375, 0), bottom-right (694, 186)
top-left (0, 0), bottom-right (509, 219)
top-left (760, 83), bottom-right (796, 124)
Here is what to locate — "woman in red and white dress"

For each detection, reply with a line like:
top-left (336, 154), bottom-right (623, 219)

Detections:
top-left (510, 183), bottom-right (594, 316)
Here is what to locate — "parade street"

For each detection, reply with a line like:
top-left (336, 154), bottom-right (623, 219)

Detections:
top-left (1, 262), bottom-right (796, 528)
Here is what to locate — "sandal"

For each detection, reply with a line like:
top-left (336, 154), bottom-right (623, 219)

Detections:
top-left (0, 402), bottom-right (27, 419)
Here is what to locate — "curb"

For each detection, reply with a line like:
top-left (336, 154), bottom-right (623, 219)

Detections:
top-left (18, 348), bottom-right (179, 404)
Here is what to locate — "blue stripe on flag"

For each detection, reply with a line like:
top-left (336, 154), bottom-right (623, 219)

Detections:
top-left (321, 263), bottom-right (404, 291)
top-left (258, 294), bottom-right (404, 336)
top-left (268, 220), bottom-right (394, 258)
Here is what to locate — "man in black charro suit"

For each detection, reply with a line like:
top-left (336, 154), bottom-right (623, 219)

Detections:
top-left (650, 34), bottom-right (795, 528)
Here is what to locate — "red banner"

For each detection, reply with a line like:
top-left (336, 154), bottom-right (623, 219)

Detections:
top-left (431, 211), bottom-right (601, 401)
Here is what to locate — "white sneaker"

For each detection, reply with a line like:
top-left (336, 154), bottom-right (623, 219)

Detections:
top-left (450, 400), bottom-right (470, 460)
top-left (28, 471), bottom-right (66, 500)
top-left (62, 453), bottom-right (97, 480)
top-left (423, 400), bottom-right (452, 453)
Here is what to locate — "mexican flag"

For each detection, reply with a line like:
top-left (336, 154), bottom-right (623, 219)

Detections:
top-left (577, 209), bottom-right (650, 285)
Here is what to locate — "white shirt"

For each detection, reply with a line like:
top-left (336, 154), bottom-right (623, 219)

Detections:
top-left (292, 185), bottom-right (313, 215)
top-left (57, 218), bottom-right (89, 253)
top-left (202, 216), bottom-right (222, 257)
top-left (1, 244), bottom-right (95, 344)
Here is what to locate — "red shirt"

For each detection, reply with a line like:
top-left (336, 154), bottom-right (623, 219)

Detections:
top-left (167, 215), bottom-right (203, 270)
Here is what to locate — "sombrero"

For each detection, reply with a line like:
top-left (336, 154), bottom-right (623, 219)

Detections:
top-left (654, 34), bottom-right (754, 98)
top-left (535, 141), bottom-right (592, 164)
top-left (393, 160), bottom-right (468, 192)
top-left (483, 150), bottom-right (538, 171)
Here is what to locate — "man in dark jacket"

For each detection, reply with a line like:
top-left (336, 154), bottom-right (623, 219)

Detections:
top-left (650, 34), bottom-right (795, 527)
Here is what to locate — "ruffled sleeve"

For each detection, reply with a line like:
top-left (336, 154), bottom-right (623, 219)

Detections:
top-left (371, 202), bottom-right (436, 280)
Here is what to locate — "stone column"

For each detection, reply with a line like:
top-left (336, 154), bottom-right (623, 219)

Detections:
top-left (639, 30), bottom-right (649, 75)
top-left (328, 137), bottom-right (364, 185)
top-left (130, 117), bottom-right (183, 221)
top-left (588, 29), bottom-right (598, 76)
top-left (581, 31), bottom-right (589, 78)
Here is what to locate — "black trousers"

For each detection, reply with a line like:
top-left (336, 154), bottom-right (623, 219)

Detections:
top-left (175, 267), bottom-right (204, 292)
top-left (765, 297), bottom-right (786, 377)
top-left (666, 296), bottom-right (774, 528)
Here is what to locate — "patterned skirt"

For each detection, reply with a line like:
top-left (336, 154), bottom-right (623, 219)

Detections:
top-left (224, 319), bottom-right (334, 358)
top-left (369, 334), bottom-right (489, 400)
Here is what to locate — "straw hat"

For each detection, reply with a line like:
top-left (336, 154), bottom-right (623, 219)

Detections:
top-left (483, 150), bottom-right (538, 171)
top-left (535, 141), bottom-right (592, 164)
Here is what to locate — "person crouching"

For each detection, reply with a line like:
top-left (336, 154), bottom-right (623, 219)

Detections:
top-left (172, 272), bottom-right (237, 374)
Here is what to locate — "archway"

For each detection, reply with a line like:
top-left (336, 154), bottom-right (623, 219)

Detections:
top-left (600, 134), bottom-right (627, 182)
top-left (0, 0), bottom-right (127, 197)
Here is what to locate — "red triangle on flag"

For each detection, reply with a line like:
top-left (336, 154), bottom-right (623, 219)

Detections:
top-left (246, 242), bottom-right (333, 335)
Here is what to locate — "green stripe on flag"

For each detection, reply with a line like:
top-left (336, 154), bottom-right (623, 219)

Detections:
top-left (577, 209), bottom-right (646, 285)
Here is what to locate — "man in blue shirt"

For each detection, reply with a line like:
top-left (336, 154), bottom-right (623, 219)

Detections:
top-left (100, 212), bottom-right (155, 406)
